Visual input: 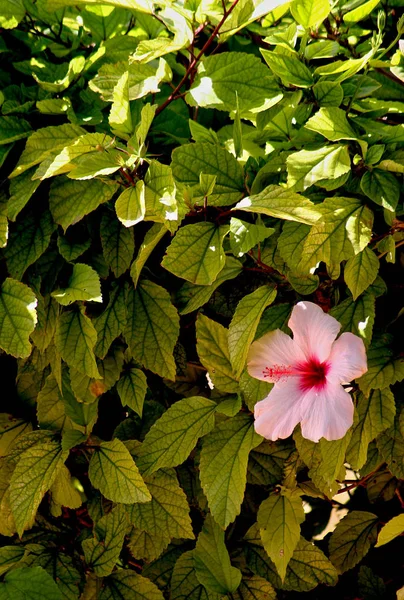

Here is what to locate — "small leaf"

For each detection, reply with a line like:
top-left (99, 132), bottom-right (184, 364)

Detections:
top-left (101, 211), bottom-right (135, 277)
top-left (230, 218), bottom-right (274, 257)
top-left (115, 180), bottom-right (146, 227)
top-left (287, 145), bottom-right (351, 192)
top-left (50, 464), bottom-right (82, 509)
top-left (291, 0), bottom-right (330, 28)
top-left (171, 550), bottom-right (222, 600)
top-left (358, 565), bottom-right (386, 600)
top-left (196, 314), bottom-right (239, 393)
top-left (136, 396), bottom-right (217, 476)
top-left (258, 489), bottom-right (305, 581)
top-left (200, 414), bottom-right (262, 528)
top-left (358, 335), bottom-right (404, 395)
top-left (89, 439), bottom-right (151, 504)
top-left (125, 280), bottom-right (179, 380)
top-left (261, 49), bottom-right (313, 88)
top-left (83, 505), bottom-right (128, 577)
top-left (0, 278), bottom-right (37, 358)
top-left (128, 527), bottom-right (170, 563)
top-left (55, 307), bottom-right (100, 379)
top-left (117, 368), bottom-right (147, 417)
top-left (329, 511), bottom-right (378, 573)
top-left (305, 107), bottom-right (358, 141)
top-left (375, 513), bottom-right (404, 547)
top-left (109, 71), bottom-right (133, 139)
top-left (162, 222), bottom-right (228, 285)
top-left (330, 293), bottom-right (375, 348)
top-left (194, 513), bottom-right (242, 594)
top-left (100, 570), bottom-right (164, 600)
top-left (361, 169), bottom-right (400, 212)
top-left (0, 116), bottom-right (31, 145)
top-left (52, 263), bottom-right (102, 305)
top-left (229, 285), bottom-right (277, 378)
top-left (130, 223), bottom-right (167, 288)
top-left (344, 247), bottom-right (379, 300)
top-left (94, 283), bottom-right (127, 359)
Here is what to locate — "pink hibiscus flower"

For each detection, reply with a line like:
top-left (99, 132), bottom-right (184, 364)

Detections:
top-left (247, 301), bottom-right (367, 443)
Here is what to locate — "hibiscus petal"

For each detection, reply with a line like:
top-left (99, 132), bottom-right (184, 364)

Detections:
top-left (254, 378), bottom-right (305, 440)
top-left (299, 383), bottom-right (354, 442)
top-left (327, 332), bottom-right (368, 384)
top-left (288, 301), bottom-right (341, 362)
top-left (247, 329), bottom-right (305, 382)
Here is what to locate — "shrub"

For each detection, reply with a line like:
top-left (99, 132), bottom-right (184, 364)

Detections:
top-left (0, 0), bottom-right (403, 598)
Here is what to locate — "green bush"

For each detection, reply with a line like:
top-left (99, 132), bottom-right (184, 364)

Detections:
top-left (0, 0), bottom-right (403, 597)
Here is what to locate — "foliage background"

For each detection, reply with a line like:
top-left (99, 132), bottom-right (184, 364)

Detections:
top-left (0, 0), bottom-right (403, 597)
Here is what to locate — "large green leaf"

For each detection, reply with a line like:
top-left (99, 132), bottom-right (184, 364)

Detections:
top-left (358, 335), bottom-right (404, 395)
top-left (344, 247), bottom-right (379, 300)
top-left (89, 439), bottom-right (151, 504)
top-left (36, 373), bottom-right (71, 432)
top-left (229, 285), bottom-right (277, 378)
top-left (329, 511), bottom-right (378, 573)
top-left (0, 116), bottom-right (31, 145)
top-left (304, 107), bottom-right (358, 141)
top-left (94, 283), bottom-right (127, 359)
top-left (162, 222), bottom-right (228, 285)
top-left (171, 550), bottom-right (222, 600)
top-left (291, 0), bottom-right (330, 27)
top-left (7, 168), bottom-right (41, 221)
top-left (346, 388), bottom-right (396, 470)
top-left (0, 278), bottom-right (37, 358)
top-left (101, 210), bottom-right (135, 276)
top-left (257, 489), bottom-right (305, 581)
top-left (261, 49), bottom-right (314, 88)
top-left (0, 415), bottom-right (31, 458)
top-left (136, 396), bottom-right (217, 476)
top-left (196, 314), bottom-right (239, 393)
top-left (116, 368), bottom-right (147, 417)
top-left (9, 435), bottom-right (67, 536)
top-left (0, 567), bottom-right (62, 600)
top-left (55, 307), bottom-right (100, 379)
top-left (128, 467), bottom-right (194, 540)
top-left (144, 161), bottom-right (178, 229)
top-left (171, 143), bottom-right (244, 207)
top-left (194, 513), bottom-right (242, 595)
top-left (83, 505), bottom-right (128, 577)
top-left (49, 177), bottom-right (118, 231)
top-left (230, 218), bottom-right (274, 258)
top-left (115, 181), bottom-right (146, 227)
top-left (199, 414), bottom-right (262, 528)
top-left (187, 52), bottom-right (282, 115)
top-left (52, 263), bottom-right (102, 305)
top-left (100, 570), bottom-right (164, 600)
top-left (330, 293), bottom-right (375, 348)
top-left (109, 71), bottom-right (133, 139)
top-left (360, 169), bottom-right (400, 212)
top-left (89, 61), bottom-right (164, 101)
top-left (234, 185), bottom-right (322, 225)
top-left (286, 145), bottom-right (351, 191)
top-left (128, 527), bottom-right (170, 563)
top-left (125, 280), bottom-right (179, 380)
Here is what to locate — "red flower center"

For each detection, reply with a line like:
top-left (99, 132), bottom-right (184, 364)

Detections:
top-left (297, 357), bottom-right (329, 391)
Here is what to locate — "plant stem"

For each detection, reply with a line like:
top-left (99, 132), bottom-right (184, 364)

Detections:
top-left (155, 0), bottom-right (241, 116)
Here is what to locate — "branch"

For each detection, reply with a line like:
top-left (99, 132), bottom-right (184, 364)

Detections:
top-left (155, 0), bottom-right (241, 116)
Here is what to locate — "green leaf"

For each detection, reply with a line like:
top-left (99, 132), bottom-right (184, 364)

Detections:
top-left (89, 61), bottom-right (165, 101)
top-left (237, 575), bottom-right (277, 600)
top-left (360, 169), bottom-right (400, 212)
top-left (346, 388), bottom-right (396, 470)
top-left (94, 283), bottom-right (127, 359)
top-left (199, 414), bottom-right (262, 528)
top-left (375, 513), bottom-right (404, 547)
top-left (314, 50), bottom-right (374, 83)
top-left (128, 526), bottom-right (169, 562)
top-left (171, 550), bottom-right (222, 600)
top-left (171, 143), bottom-right (244, 207)
top-left (49, 177), bottom-right (118, 231)
top-left (50, 464), bottom-right (82, 509)
top-left (67, 149), bottom-right (122, 180)
top-left (0, 278), bottom-right (37, 358)
top-left (258, 488), bottom-right (305, 581)
top-left (89, 439), bottom-right (151, 504)
top-left (83, 505), bottom-right (128, 577)
top-left (0, 415), bottom-right (31, 458)
top-left (4, 210), bottom-right (54, 280)
top-left (0, 546), bottom-right (25, 577)
top-left (178, 256), bottom-right (242, 315)
top-left (136, 396), bottom-right (217, 476)
top-left (194, 513), bottom-right (242, 594)
top-left (57, 234), bottom-right (91, 262)
top-left (117, 368), bottom-right (147, 417)
top-left (131, 8), bottom-right (192, 62)
top-left (143, 160), bottom-right (178, 230)
top-left (329, 511), bottom-right (378, 573)
top-left (358, 565), bottom-right (386, 600)
top-left (291, 0), bottom-right (330, 27)
top-left (7, 168), bottom-right (41, 222)
top-left (0, 0), bottom-right (25, 29)
top-left (358, 335), bottom-right (404, 395)
top-left (229, 285), bottom-right (277, 378)
top-left (109, 71), bottom-right (133, 139)
top-left (125, 280), bottom-right (179, 380)
top-left (115, 180), bottom-right (146, 227)
top-left (261, 49), bottom-right (314, 88)
top-left (0, 116), bottom-right (31, 145)
top-left (344, 247), bottom-right (379, 300)
top-left (187, 52), bottom-right (282, 115)
top-left (377, 411), bottom-right (404, 479)
top-left (248, 440), bottom-right (295, 486)
top-left (101, 211), bottom-right (134, 277)
top-left (100, 570), bottom-right (164, 600)
top-left (330, 293), bottom-right (375, 348)
top-left (10, 123), bottom-right (85, 178)
top-left (230, 218), bottom-right (274, 257)
top-left (36, 374), bottom-right (71, 432)
top-left (286, 145), bottom-right (351, 191)
top-left (313, 81), bottom-right (344, 107)
top-left (234, 185), bottom-right (322, 225)
top-left (130, 224), bottom-right (167, 288)
top-left (196, 314), bottom-right (239, 394)
top-left (0, 567), bottom-right (62, 600)
top-left (305, 107), bottom-right (358, 141)
top-left (55, 307), bottom-right (100, 379)
top-left (128, 467), bottom-right (194, 540)
top-left (162, 222), bottom-right (228, 286)
top-left (344, 0), bottom-right (381, 23)
top-left (52, 263), bottom-right (102, 306)
top-left (9, 435), bottom-right (67, 536)
top-left (131, 103), bottom-right (157, 151)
